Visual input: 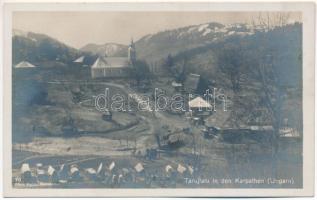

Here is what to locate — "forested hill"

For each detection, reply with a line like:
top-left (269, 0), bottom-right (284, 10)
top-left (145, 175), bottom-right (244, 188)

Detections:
top-left (12, 29), bottom-right (96, 67)
top-left (160, 22), bottom-right (302, 89)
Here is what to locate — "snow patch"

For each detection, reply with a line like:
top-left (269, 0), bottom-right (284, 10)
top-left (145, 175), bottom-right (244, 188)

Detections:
top-left (202, 28), bottom-right (212, 36)
top-left (187, 26), bottom-right (197, 33)
top-left (198, 24), bottom-right (209, 32)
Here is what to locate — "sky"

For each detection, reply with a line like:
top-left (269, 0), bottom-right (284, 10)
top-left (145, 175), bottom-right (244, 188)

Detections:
top-left (13, 12), bottom-right (301, 49)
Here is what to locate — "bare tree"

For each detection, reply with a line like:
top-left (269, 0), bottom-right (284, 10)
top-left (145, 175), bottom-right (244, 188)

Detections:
top-left (251, 12), bottom-right (290, 31)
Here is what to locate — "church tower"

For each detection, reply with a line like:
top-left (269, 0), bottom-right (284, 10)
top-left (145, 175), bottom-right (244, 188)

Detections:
top-left (128, 38), bottom-right (136, 64)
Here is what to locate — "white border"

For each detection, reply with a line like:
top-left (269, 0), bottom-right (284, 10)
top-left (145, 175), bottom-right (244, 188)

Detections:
top-left (2, 1), bottom-right (315, 197)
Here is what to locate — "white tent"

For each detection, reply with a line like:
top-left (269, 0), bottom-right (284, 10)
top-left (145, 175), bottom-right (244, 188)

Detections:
top-left (85, 168), bottom-right (96, 174)
top-left (165, 165), bottom-right (173, 173)
top-left (70, 165), bottom-right (81, 181)
top-left (70, 165), bottom-right (79, 175)
top-left (85, 168), bottom-right (98, 180)
top-left (47, 166), bottom-right (55, 176)
top-left (177, 164), bottom-right (187, 174)
top-left (21, 163), bottom-right (31, 173)
top-left (188, 165), bottom-right (194, 175)
top-left (109, 161), bottom-right (116, 171)
top-left (47, 165), bottom-right (59, 183)
top-left (188, 97), bottom-right (212, 109)
top-left (134, 163), bottom-right (144, 173)
top-left (96, 163), bottom-right (103, 175)
top-left (73, 56), bottom-right (85, 63)
top-left (20, 163), bottom-right (33, 183)
top-left (15, 61), bottom-right (36, 68)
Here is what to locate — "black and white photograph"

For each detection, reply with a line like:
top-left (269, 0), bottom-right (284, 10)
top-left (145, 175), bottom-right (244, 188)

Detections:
top-left (2, 1), bottom-right (315, 198)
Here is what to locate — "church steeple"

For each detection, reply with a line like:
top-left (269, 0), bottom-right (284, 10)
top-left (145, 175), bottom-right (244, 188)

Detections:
top-left (128, 38), bottom-right (136, 64)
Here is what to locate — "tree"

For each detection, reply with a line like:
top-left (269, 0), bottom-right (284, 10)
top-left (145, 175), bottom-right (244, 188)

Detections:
top-left (216, 41), bottom-right (246, 94)
top-left (129, 59), bottom-right (152, 86)
top-left (164, 54), bottom-right (174, 72)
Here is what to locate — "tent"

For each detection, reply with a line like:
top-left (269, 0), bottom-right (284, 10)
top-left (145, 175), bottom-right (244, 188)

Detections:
top-left (134, 163), bottom-right (144, 173)
top-left (15, 61), bottom-right (36, 68)
top-left (21, 163), bottom-right (31, 174)
top-left (165, 165), bottom-right (173, 173)
top-left (177, 164), bottom-right (187, 174)
top-left (85, 168), bottom-right (98, 181)
top-left (109, 161), bottom-right (116, 172)
top-left (47, 165), bottom-right (59, 183)
top-left (70, 165), bottom-right (81, 181)
top-left (187, 165), bottom-right (194, 175)
top-left (96, 162), bottom-right (104, 175)
top-left (20, 163), bottom-right (34, 183)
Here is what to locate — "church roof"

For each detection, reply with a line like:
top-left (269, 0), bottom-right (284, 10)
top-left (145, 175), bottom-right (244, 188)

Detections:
top-left (91, 57), bottom-right (129, 69)
top-left (15, 61), bottom-right (36, 68)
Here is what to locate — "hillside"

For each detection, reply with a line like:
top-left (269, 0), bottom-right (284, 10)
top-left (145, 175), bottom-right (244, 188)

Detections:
top-left (171, 23), bottom-right (302, 88)
top-left (135, 22), bottom-right (257, 62)
top-left (12, 29), bottom-right (95, 67)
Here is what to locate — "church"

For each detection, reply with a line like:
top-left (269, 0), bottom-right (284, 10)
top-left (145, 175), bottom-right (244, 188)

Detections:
top-left (91, 40), bottom-right (136, 78)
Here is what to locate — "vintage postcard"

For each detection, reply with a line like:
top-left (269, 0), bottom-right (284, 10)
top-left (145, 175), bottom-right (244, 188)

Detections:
top-left (2, 1), bottom-right (315, 197)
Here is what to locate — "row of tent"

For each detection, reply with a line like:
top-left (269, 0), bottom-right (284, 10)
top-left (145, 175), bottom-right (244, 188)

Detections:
top-left (17, 161), bottom-right (195, 185)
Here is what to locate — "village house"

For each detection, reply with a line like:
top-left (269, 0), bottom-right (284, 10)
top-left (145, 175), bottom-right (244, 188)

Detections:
top-left (14, 61), bottom-right (36, 68)
top-left (188, 96), bottom-right (213, 125)
top-left (91, 40), bottom-right (136, 78)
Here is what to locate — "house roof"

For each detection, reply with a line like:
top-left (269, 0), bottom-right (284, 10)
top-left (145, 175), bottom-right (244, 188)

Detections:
top-left (15, 61), bottom-right (36, 68)
top-left (73, 56), bottom-right (84, 63)
top-left (91, 56), bottom-right (129, 69)
top-left (184, 73), bottom-right (200, 91)
top-left (188, 96), bottom-right (212, 108)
